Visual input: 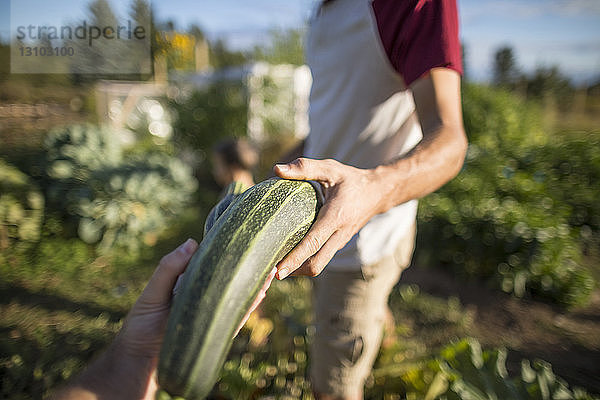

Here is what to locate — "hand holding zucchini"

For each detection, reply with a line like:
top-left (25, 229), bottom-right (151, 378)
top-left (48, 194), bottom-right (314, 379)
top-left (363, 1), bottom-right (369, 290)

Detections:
top-left (157, 178), bottom-right (321, 399)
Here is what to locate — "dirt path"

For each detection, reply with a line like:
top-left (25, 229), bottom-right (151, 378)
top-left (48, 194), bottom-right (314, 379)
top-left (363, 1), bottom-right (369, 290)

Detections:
top-left (401, 264), bottom-right (600, 394)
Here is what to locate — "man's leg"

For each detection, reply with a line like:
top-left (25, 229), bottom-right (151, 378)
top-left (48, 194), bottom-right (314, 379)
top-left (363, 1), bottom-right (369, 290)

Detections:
top-left (310, 224), bottom-right (416, 399)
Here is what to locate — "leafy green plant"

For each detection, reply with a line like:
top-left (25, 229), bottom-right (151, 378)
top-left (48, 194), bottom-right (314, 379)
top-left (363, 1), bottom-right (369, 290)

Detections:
top-left (169, 80), bottom-right (249, 153)
top-left (437, 339), bottom-right (595, 400)
top-left (0, 159), bottom-right (44, 248)
top-left (369, 338), bottom-right (597, 400)
top-left (210, 277), bottom-right (315, 399)
top-left (44, 124), bottom-right (197, 254)
top-left (418, 85), bottom-right (597, 307)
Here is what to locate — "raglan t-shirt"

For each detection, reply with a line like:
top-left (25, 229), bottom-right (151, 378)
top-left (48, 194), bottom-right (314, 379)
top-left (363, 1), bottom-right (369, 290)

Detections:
top-left (304, 0), bottom-right (462, 269)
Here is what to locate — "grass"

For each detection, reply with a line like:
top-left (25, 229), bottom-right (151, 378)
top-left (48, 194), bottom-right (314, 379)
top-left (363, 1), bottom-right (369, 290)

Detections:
top-left (0, 202), bottom-right (478, 400)
top-left (2, 201), bottom-right (599, 399)
top-left (2, 81), bottom-right (599, 398)
top-left (0, 203), bottom-right (210, 399)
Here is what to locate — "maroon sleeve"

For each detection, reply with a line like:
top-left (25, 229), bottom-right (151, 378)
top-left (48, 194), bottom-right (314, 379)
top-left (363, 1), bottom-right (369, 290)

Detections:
top-left (372, 0), bottom-right (463, 86)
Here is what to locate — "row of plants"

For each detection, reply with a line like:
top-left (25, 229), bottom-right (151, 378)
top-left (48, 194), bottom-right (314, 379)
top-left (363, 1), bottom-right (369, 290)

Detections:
top-left (417, 84), bottom-right (598, 307)
top-left (201, 278), bottom-right (598, 399)
top-left (1, 123), bottom-right (198, 257)
top-left (0, 160), bottom-right (44, 249)
top-left (370, 338), bottom-right (595, 400)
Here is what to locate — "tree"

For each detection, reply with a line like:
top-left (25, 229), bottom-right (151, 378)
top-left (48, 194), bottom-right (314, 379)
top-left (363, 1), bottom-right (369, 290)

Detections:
top-left (129, 0), bottom-right (152, 76)
top-left (493, 46), bottom-right (519, 88)
top-left (525, 65), bottom-right (574, 110)
top-left (252, 28), bottom-right (305, 66)
top-left (68, 0), bottom-right (131, 80)
top-left (209, 39), bottom-right (248, 69)
top-left (188, 24), bottom-right (205, 41)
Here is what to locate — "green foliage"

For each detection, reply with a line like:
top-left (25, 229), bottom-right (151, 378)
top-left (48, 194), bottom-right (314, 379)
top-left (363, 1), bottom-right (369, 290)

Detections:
top-left (211, 277), bottom-right (315, 399)
top-left (247, 63), bottom-right (300, 139)
top-left (0, 237), bottom-right (129, 400)
top-left (44, 124), bottom-right (197, 254)
top-left (45, 124), bottom-right (122, 179)
top-left (209, 39), bottom-right (249, 69)
top-left (490, 45), bottom-right (575, 112)
top-left (388, 339), bottom-right (597, 400)
top-left (525, 66), bottom-right (575, 111)
top-left (0, 159), bottom-right (44, 247)
top-left (252, 28), bottom-right (306, 66)
top-left (493, 46), bottom-right (519, 88)
top-left (418, 84), bottom-right (596, 307)
top-left (169, 81), bottom-right (248, 153)
top-left (65, 0), bottom-right (151, 80)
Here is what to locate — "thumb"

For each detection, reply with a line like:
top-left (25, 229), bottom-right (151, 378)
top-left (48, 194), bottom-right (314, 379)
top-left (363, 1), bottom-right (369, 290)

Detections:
top-left (273, 158), bottom-right (333, 182)
top-left (139, 238), bottom-right (199, 305)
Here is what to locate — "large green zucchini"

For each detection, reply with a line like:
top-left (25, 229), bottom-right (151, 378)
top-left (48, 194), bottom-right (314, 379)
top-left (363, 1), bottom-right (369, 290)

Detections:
top-left (158, 178), bottom-right (320, 399)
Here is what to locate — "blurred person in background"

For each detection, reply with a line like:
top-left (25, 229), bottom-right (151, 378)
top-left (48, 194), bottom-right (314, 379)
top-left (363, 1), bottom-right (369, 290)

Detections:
top-left (272, 0), bottom-right (468, 399)
top-left (211, 137), bottom-right (258, 189)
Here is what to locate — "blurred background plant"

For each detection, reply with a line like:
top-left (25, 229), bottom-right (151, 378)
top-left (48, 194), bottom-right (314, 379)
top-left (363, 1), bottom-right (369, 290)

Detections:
top-left (417, 85), bottom-right (598, 308)
top-left (169, 80), bottom-right (248, 158)
top-left (0, 159), bottom-right (44, 248)
top-left (43, 124), bottom-right (197, 255)
top-left (368, 338), bottom-right (596, 400)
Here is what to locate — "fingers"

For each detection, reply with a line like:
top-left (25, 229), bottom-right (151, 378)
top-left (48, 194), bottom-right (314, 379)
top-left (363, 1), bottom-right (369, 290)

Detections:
top-left (233, 267), bottom-right (277, 337)
top-left (274, 158), bottom-right (338, 183)
top-left (275, 209), bottom-right (340, 279)
top-left (290, 230), bottom-right (348, 277)
top-left (261, 267), bottom-right (277, 293)
top-left (140, 238), bottom-right (198, 305)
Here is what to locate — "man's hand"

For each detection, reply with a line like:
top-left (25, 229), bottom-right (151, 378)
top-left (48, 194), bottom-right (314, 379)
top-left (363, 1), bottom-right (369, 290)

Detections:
top-left (273, 158), bottom-right (388, 279)
top-left (273, 70), bottom-right (468, 280)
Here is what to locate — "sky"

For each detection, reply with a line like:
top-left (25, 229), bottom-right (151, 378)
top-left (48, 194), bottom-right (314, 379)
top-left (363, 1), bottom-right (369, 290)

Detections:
top-left (1, 0), bottom-right (599, 84)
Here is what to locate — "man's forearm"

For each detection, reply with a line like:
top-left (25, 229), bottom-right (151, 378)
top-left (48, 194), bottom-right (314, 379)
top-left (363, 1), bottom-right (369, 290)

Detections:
top-left (271, 69), bottom-right (467, 278)
top-left (271, 127), bottom-right (466, 280)
top-left (371, 123), bottom-right (467, 214)
top-left (369, 67), bottom-right (468, 213)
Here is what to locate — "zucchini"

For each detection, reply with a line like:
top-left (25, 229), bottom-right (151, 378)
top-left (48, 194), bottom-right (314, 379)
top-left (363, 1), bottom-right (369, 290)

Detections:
top-left (203, 181), bottom-right (249, 236)
top-left (158, 178), bottom-right (320, 399)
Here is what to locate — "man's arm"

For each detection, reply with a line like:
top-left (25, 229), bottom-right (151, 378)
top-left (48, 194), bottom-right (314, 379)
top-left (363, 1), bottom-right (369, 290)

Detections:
top-left (273, 68), bottom-right (467, 279)
top-left (375, 68), bottom-right (467, 209)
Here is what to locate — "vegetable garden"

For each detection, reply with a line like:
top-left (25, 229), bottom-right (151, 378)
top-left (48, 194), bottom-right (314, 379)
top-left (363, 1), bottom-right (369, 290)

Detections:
top-left (1, 83), bottom-right (599, 399)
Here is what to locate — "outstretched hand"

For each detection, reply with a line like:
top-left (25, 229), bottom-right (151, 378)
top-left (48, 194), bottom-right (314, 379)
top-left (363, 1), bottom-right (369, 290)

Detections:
top-left (273, 158), bottom-right (389, 279)
top-left (52, 238), bottom-right (274, 400)
top-left (50, 238), bottom-right (199, 400)
top-left (117, 238), bottom-right (199, 359)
